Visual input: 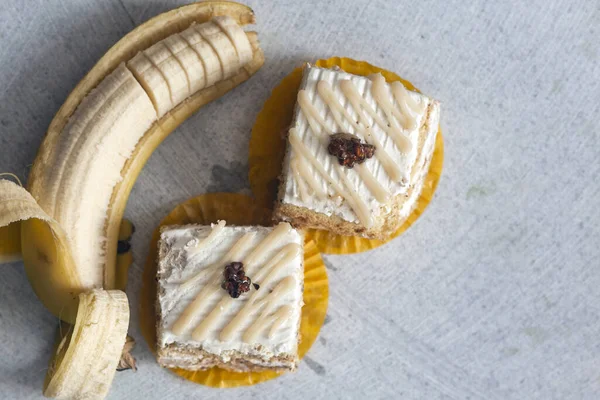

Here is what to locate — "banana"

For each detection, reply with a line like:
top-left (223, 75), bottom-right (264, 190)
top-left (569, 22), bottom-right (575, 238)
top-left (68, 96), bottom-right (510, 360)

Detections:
top-left (126, 52), bottom-right (173, 118)
top-left (21, 2), bottom-right (264, 320)
top-left (0, 180), bottom-right (134, 397)
top-left (104, 32), bottom-right (263, 289)
top-left (213, 15), bottom-right (254, 65)
top-left (43, 289), bottom-right (129, 400)
top-left (0, 3), bottom-right (263, 399)
top-left (42, 63), bottom-right (157, 289)
top-left (161, 34), bottom-right (207, 95)
top-left (195, 20), bottom-right (241, 78)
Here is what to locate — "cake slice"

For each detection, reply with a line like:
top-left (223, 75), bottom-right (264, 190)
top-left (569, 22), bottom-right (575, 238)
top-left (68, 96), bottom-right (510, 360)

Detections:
top-left (273, 65), bottom-right (441, 239)
top-left (156, 221), bottom-right (304, 372)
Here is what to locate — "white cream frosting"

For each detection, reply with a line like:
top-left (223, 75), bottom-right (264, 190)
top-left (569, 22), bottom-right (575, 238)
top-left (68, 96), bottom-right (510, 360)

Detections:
top-left (399, 104), bottom-right (440, 219)
top-left (157, 223), bottom-right (304, 361)
top-left (282, 65), bottom-right (438, 225)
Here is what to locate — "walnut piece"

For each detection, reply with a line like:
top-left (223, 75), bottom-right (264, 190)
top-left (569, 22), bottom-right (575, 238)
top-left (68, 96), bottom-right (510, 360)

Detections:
top-left (222, 262), bottom-right (258, 298)
top-left (327, 133), bottom-right (375, 168)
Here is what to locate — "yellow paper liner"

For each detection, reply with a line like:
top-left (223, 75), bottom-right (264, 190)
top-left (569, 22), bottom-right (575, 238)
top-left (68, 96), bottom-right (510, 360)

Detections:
top-left (139, 193), bottom-right (329, 387)
top-left (248, 57), bottom-right (444, 255)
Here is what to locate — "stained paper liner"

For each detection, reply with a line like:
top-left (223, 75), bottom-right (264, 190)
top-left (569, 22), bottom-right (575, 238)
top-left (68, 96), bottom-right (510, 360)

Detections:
top-left (248, 57), bottom-right (444, 255)
top-left (139, 193), bottom-right (329, 387)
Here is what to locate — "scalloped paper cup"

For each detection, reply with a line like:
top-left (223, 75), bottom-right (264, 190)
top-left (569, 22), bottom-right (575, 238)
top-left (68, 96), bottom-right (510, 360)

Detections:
top-left (248, 57), bottom-right (444, 255)
top-left (139, 193), bottom-right (329, 387)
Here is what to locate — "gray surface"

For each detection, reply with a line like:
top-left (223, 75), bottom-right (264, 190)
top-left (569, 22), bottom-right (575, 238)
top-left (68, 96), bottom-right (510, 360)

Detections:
top-left (1, 0), bottom-right (599, 399)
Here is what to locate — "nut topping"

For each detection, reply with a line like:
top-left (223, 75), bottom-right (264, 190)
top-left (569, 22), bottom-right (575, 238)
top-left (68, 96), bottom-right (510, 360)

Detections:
top-left (221, 262), bottom-right (258, 298)
top-left (327, 133), bottom-right (375, 168)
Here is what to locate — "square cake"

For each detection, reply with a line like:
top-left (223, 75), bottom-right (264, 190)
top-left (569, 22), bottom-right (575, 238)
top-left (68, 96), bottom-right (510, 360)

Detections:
top-left (273, 65), bottom-right (441, 239)
top-left (156, 221), bottom-right (304, 372)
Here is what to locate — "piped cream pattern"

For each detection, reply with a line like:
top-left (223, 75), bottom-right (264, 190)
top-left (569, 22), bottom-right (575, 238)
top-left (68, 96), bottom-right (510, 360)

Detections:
top-left (282, 66), bottom-right (431, 226)
top-left (158, 222), bottom-right (303, 358)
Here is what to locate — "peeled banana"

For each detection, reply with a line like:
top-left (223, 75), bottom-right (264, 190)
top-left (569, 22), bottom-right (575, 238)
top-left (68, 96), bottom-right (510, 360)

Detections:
top-left (43, 290), bottom-right (130, 400)
top-left (40, 62), bottom-right (157, 289)
top-left (22, 1), bottom-right (264, 318)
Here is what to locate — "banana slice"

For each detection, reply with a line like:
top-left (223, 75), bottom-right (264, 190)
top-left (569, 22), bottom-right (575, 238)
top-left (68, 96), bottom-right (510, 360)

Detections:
top-left (164, 34), bottom-right (207, 95)
top-left (195, 21), bottom-right (240, 78)
top-left (160, 34), bottom-right (195, 95)
top-left (176, 25), bottom-right (224, 87)
top-left (213, 15), bottom-right (253, 65)
top-left (127, 52), bottom-right (173, 117)
top-left (144, 42), bottom-right (189, 109)
top-left (44, 289), bottom-right (129, 400)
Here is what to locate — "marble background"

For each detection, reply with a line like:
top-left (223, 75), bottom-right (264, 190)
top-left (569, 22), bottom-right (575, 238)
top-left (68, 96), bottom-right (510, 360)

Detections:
top-left (1, 0), bottom-right (599, 399)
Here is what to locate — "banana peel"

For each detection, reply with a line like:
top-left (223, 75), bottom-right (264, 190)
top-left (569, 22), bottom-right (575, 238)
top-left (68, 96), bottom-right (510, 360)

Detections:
top-left (0, 223), bottom-right (22, 263)
top-left (115, 219), bottom-right (135, 292)
top-left (0, 178), bottom-right (136, 321)
top-left (0, 179), bottom-right (81, 322)
top-left (43, 290), bottom-right (130, 400)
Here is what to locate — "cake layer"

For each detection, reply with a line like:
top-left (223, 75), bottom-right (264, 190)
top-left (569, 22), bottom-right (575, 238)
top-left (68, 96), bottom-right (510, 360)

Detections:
top-left (277, 65), bottom-right (440, 234)
top-left (158, 344), bottom-right (297, 372)
top-left (156, 222), bottom-right (304, 371)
